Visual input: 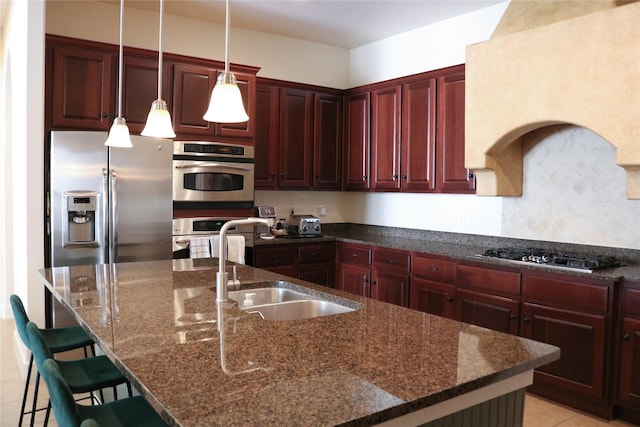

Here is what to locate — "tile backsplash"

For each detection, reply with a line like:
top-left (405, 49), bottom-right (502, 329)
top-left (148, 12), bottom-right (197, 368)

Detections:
top-left (502, 125), bottom-right (640, 249)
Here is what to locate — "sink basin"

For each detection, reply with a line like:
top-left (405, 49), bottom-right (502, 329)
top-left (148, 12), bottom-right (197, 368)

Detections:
top-left (244, 300), bottom-right (355, 321)
top-left (229, 287), bottom-right (310, 309)
top-left (228, 282), bottom-right (359, 321)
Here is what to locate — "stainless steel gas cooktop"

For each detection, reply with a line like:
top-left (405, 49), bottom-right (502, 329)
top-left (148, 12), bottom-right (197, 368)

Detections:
top-left (479, 247), bottom-right (620, 273)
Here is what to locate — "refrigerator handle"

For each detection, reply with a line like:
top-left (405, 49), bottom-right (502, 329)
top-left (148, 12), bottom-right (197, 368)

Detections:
top-left (102, 168), bottom-right (109, 264)
top-left (110, 170), bottom-right (118, 264)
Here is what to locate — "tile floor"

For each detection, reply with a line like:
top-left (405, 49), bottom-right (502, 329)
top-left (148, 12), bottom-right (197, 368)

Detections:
top-left (1, 319), bottom-right (637, 426)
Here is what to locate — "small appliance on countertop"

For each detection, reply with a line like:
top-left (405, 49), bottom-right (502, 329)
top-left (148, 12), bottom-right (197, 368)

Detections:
top-left (288, 214), bottom-right (322, 237)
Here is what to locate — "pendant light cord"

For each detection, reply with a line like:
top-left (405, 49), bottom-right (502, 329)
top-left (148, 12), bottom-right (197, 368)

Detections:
top-left (224, 0), bottom-right (230, 73)
top-left (117, 0), bottom-right (124, 118)
top-left (157, 0), bottom-right (164, 100)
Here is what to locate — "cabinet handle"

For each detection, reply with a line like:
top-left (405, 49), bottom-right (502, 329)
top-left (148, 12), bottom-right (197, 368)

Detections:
top-left (370, 280), bottom-right (377, 285)
top-left (523, 317), bottom-right (530, 323)
top-left (392, 174), bottom-right (398, 180)
top-left (102, 112), bottom-right (108, 118)
top-left (510, 314), bottom-right (517, 320)
top-left (430, 266), bottom-right (439, 272)
top-left (386, 259), bottom-right (395, 264)
top-left (363, 276), bottom-right (368, 283)
top-left (271, 255), bottom-right (279, 259)
top-left (402, 175), bottom-right (407, 179)
top-left (270, 173), bottom-right (275, 177)
top-left (446, 296), bottom-right (454, 302)
top-left (362, 175), bottom-right (368, 181)
top-left (280, 173), bottom-right (285, 177)
top-left (311, 252), bottom-right (319, 256)
top-left (623, 334), bottom-right (631, 341)
top-left (468, 172), bottom-right (475, 179)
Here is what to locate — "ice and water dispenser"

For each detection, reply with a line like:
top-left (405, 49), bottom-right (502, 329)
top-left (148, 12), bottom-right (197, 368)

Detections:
top-left (63, 191), bottom-right (99, 247)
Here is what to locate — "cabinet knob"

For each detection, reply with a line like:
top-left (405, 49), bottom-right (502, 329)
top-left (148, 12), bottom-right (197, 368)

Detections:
top-left (430, 266), bottom-right (439, 272)
top-left (370, 280), bottom-right (377, 285)
top-left (468, 172), bottom-right (475, 179)
top-left (270, 173), bottom-right (275, 177)
top-left (523, 316), bottom-right (530, 323)
top-left (386, 259), bottom-right (395, 264)
top-left (363, 276), bottom-right (368, 283)
top-left (402, 175), bottom-right (407, 179)
top-left (280, 173), bottom-right (285, 177)
top-left (392, 174), bottom-right (398, 180)
top-left (102, 112), bottom-right (108, 118)
top-left (446, 296), bottom-right (454, 302)
top-left (362, 175), bottom-right (368, 181)
top-left (510, 314), bottom-right (517, 320)
top-left (623, 334), bottom-right (631, 341)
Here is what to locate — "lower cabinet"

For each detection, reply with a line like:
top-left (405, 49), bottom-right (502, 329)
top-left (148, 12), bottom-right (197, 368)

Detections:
top-left (616, 282), bottom-right (640, 423)
top-left (521, 272), bottom-right (615, 419)
top-left (253, 242), bottom-right (336, 287)
top-left (410, 254), bottom-right (457, 319)
top-left (337, 243), bottom-right (410, 307)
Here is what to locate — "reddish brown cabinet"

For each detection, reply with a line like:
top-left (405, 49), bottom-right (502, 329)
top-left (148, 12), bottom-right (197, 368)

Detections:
top-left (337, 243), bottom-right (372, 296)
top-left (521, 272), bottom-right (615, 418)
top-left (436, 66), bottom-right (475, 193)
top-left (253, 244), bottom-right (297, 278)
top-left (171, 63), bottom-right (217, 136)
top-left (255, 79), bottom-right (342, 191)
top-left (411, 254), bottom-right (456, 319)
top-left (456, 263), bottom-right (521, 335)
top-left (121, 55), bottom-right (166, 134)
top-left (401, 78), bottom-right (437, 191)
top-left (253, 242), bottom-right (336, 287)
top-left (617, 283), bottom-right (640, 419)
top-left (48, 42), bottom-right (114, 130)
top-left (370, 86), bottom-right (402, 191)
top-left (343, 92), bottom-right (371, 191)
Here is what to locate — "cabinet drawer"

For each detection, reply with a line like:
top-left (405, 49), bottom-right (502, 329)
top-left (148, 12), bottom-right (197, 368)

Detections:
top-left (624, 286), bottom-right (640, 317)
top-left (254, 245), bottom-right (296, 268)
top-left (412, 255), bottom-right (456, 282)
top-left (457, 263), bottom-right (521, 296)
top-left (374, 248), bottom-right (410, 273)
top-left (524, 274), bottom-right (610, 313)
top-left (298, 243), bottom-right (335, 264)
top-left (338, 244), bottom-right (372, 266)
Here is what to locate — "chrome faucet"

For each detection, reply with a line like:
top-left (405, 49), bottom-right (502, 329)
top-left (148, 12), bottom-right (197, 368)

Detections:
top-left (216, 217), bottom-right (273, 302)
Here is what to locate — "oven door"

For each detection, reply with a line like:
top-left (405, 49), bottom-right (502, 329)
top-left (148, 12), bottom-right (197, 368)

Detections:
top-left (173, 160), bottom-right (254, 203)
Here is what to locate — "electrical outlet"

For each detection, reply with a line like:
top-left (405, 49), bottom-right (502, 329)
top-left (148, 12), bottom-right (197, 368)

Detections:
top-left (318, 205), bottom-right (327, 216)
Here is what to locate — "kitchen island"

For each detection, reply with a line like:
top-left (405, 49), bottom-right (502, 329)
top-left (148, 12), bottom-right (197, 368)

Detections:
top-left (39, 259), bottom-right (559, 426)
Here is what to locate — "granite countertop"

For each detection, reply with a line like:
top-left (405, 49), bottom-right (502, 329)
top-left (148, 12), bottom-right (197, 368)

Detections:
top-left (39, 260), bottom-right (559, 427)
top-left (255, 224), bottom-right (640, 282)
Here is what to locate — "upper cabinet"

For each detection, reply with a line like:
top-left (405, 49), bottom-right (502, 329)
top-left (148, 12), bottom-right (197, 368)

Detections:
top-left (343, 64), bottom-right (474, 194)
top-left (254, 78), bottom-right (342, 191)
top-left (46, 35), bottom-right (258, 143)
top-left (48, 42), bottom-right (115, 130)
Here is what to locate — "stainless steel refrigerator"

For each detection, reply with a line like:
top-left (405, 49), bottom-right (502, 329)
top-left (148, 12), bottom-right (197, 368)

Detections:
top-left (48, 131), bottom-right (173, 325)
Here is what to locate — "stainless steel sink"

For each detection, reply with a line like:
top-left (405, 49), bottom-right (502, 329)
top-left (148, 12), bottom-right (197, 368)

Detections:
top-left (228, 282), bottom-right (359, 321)
top-left (228, 287), bottom-right (311, 309)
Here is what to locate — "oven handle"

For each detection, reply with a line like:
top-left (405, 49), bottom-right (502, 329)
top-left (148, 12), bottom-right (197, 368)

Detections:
top-left (175, 162), bottom-right (252, 171)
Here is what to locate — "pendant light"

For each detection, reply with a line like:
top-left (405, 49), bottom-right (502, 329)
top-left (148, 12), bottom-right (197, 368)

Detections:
top-left (105, 0), bottom-right (133, 148)
top-left (141, 0), bottom-right (175, 138)
top-left (203, 0), bottom-right (249, 123)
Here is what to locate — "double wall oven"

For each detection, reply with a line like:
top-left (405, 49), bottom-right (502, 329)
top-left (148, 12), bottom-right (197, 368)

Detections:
top-left (172, 141), bottom-right (256, 267)
top-left (173, 141), bottom-right (254, 209)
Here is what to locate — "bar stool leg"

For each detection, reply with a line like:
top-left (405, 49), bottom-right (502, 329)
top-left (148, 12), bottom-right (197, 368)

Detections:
top-left (29, 371), bottom-right (41, 427)
top-left (18, 353), bottom-right (34, 427)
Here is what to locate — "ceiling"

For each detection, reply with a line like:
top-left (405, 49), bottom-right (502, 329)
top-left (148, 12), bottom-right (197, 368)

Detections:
top-left (105, 0), bottom-right (506, 49)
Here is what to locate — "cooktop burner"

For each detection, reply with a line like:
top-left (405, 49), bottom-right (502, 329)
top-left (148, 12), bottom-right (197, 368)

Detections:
top-left (481, 247), bottom-right (620, 272)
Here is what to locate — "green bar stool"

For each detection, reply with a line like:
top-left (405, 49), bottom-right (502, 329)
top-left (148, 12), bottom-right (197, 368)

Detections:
top-left (10, 294), bottom-right (95, 427)
top-left (39, 358), bottom-right (168, 427)
top-left (26, 322), bottom-right (132, 426)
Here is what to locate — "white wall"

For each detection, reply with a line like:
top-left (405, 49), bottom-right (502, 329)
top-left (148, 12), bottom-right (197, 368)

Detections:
top-left (45, 1), bottom-right (350, 89)
top-left (1, 0), bottom-right (46, 374)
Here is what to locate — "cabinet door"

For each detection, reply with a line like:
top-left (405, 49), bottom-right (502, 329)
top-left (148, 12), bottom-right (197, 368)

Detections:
top-left (619, 317), bottom-right (640, 406)
top-left (411, 278), bottom-right (456, 319)
top-left (253, 245), bottom-right (296, 278)
top-left (278, 88), bottom-right (313, 188)
top-left (122, 55), bottom-right (164, 134)
top-left (343, 92), bottom-right (371, 190)
top-left (401, 78), bottom-right (436, 191)
top-left (457, 289), bottom-right (520, 335)
top-left (371, 270), bottom-right (410, 307)
top-left (214, 70), bottom-right (255, 139)
top-left (521, 302), bottom-right (607, 399)
top-left (371, 86), bottom-right (402, 191)
top-left (50, 45), bottom-right (114, 130)
top-left (337, 263), bottom-right (369, 297)
top-left (299, 263), bottom-right (335, 287)
top-left (313, 93), bottom-right (343, 190)
top-left (436, 67), bottom-right (475, 193)
top-left (171, 63), bottom-right (217, 135)
top-left (255, 84), bottom-right (279, 189)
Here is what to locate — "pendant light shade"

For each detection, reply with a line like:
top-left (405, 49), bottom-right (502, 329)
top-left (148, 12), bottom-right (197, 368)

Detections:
top-left (105, 117), bottom-right (133, 148)
top-left (203, 0), bottom-right (249, 123)
top-left (142, 0), bottom-right (176, 138)
top-left (106, 0), bottom-right (133, 148)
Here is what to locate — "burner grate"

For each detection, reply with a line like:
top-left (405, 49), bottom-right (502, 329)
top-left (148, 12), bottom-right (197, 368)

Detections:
top-left (482, 247), bottom-right (619, 271)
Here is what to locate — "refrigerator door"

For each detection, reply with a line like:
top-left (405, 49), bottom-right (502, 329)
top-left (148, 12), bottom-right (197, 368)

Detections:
top-left (50, 131), bottom-right (108, 267)
top-left (109, 135), bottom-right (173, 263)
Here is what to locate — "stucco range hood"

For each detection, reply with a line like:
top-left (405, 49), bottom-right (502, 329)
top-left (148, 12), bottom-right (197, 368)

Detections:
top-left (465, 0), bottom-right (640, 199)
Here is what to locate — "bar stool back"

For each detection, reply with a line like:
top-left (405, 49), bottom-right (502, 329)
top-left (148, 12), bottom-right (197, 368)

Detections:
top-left (10, 294), bottom-right (94, 427)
